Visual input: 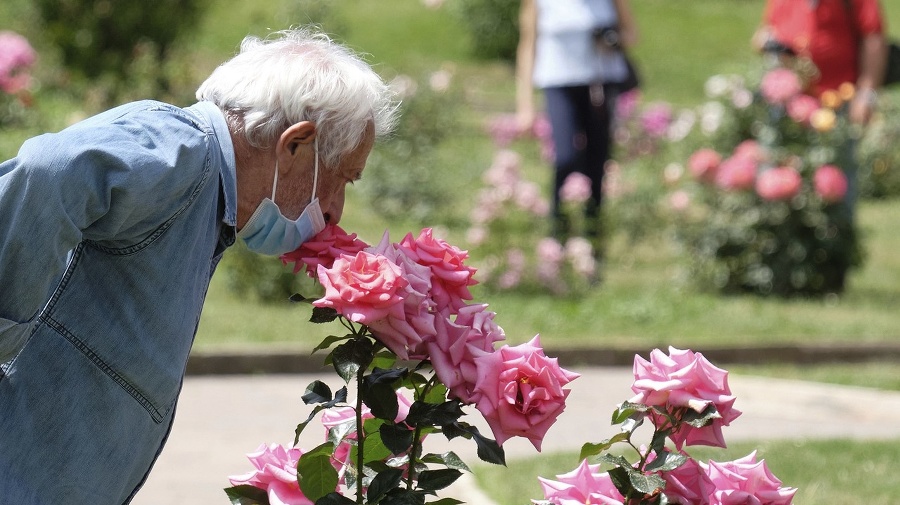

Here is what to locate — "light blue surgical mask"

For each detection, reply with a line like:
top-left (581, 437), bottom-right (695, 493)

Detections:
top-left (237, 138), bottom-right (327, 256)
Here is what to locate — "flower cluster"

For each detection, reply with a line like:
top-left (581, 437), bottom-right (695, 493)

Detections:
top-left (669, 68), bottom-right (863, 297)
top-left (536, 347), bottom-right (796, 505)
top-left (0, 31), bottom-right (36, 95)
top-left (227, 225), bottom-right (578, 504)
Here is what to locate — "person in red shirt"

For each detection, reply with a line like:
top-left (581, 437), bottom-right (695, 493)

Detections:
top-left (754, 0), bottom-right (887, 125)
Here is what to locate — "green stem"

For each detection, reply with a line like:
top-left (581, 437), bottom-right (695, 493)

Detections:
top-left (404, 373), bottom-right (437, 489)
top-left (356, 367), bottom-right (365, 505)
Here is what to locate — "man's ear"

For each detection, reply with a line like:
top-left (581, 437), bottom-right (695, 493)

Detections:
top-left (276, 121), bottom-right (317, 170)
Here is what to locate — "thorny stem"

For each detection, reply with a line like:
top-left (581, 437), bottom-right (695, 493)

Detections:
top-left (405, 373), bottom-right (438, 490)
top-left (356, 366), bottom-right (365, 505)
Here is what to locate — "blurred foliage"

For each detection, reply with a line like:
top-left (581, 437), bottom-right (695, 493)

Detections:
top-left (857, 93), bottom-right (900, 199)
top-left (34, 0), bottom-right (207, 105)
top-left (360, 68), bottom-right (462, 224)
top-left (218, 241), bottom-right (322, 303)
top-left (450, 0), bottom-right (519, 62)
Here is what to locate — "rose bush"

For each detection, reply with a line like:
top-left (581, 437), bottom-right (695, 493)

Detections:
top-left (226, 225), bottom-right (578, 505)
top-left (669, 67), bottom-right (863, 297)
top-left (534, 347), bottom-right (796, 505)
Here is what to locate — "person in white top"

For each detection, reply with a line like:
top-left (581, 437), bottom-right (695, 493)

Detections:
top-left (516, 0), bottom-right (638, 246)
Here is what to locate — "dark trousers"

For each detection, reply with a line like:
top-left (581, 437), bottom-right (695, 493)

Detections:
top-left (543, 83), bottom-right (613, 239)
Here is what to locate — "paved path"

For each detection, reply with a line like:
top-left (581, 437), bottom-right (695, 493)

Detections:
top-left (132, 367), bottom-right (900, 505)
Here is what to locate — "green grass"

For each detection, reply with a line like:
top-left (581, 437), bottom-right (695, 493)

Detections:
top-left (474, 439), bottom-right (900, 505)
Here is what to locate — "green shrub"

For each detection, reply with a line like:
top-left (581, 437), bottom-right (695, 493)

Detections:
top-left (34, 0), bottom-right (207, 104)
top-left (857, 94), bottom-right (900, 199)
top-left (360, 69), bottom-right (461, 223)
top-left (218, 241), bottom-right (321, 303)
top-left (450, 0), bottom-right (519, 62)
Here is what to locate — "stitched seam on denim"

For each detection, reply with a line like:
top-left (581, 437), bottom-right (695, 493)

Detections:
top-left (84, 149), bottom-right (214, 256)
top-left (40, 315), bottom-right (166, 423)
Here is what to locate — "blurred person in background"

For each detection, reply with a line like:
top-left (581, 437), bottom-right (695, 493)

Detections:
top-left (516, 0), bottom-right (639, 247)
top-left (0, 27), bottom-right (397, 504)
top-left (753, 0), bottom-right (888, 218)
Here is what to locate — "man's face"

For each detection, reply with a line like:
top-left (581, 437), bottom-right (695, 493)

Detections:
top-left (277, 121), bottom-right (375, 226)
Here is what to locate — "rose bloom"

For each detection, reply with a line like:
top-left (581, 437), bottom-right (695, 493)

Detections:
top-left (755, 167), bottom-right (802, 202)
top-left (473, 335), bottom-right (579, 450)
top-left (704, 452), bottom-right (797, 505)
top-left (315, 251), bottom-right (424, 359)
top-left (786, 94), bottom-right (820, 125)
top-left (281, 224), bottom-right (369, 277)
top-left (229, 443), bottom-right (314, 505)
top-left (427, 304), bottom-right (506, 403)
top-left (760, 68), bottom-right (802, 104)
top-left (715, 155), bottom-right (757, 191)
top-left (688, 148), bottom-right (722, 184)
top-left (398, 228), bottom-right (478, 313)
top-left (559, 171), bottom-right (593, 204)
top-left (813, 164), bottom-right (848, 203)
top-left (0, 31), bottom-right (37, 94)
top-left (660, 456), bottom-right (713, 505)
top-left (321, 391), bottom-right (416, 482)
top-left (733, 139), bottom-right (764, 164)
top-left (538, 459), bottom-right (625, 505)
top-left (366, 233), bottom-right (438, 359)
top-left (629, 347), bottom-right (741, 449)
top-left (641, 102), bottom-right (673, 138)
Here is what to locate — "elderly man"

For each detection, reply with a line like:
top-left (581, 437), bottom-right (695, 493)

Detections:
top-left (0, 28), bottom-right (397, 503)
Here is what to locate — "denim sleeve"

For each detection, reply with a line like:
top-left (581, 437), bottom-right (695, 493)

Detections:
top-left (0, 105), bottom-right (212, 359)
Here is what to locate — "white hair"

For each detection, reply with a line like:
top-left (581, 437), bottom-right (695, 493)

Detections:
top-left (196, 27), bottom-right (398, 169)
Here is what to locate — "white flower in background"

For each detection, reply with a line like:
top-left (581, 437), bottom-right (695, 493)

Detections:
top-left (667, 109), bottom-right (696, 142)
top-left (732, 88), bottom-right (754, 109)
top-left (466, 226), bottom-right (488, 246)
top-left (565, 237), bottom-right (597, 277)
top-left (389, 74), bottom-right (418, 99)
top-left (663, 162), bottom-right (685, 185)
top-left (422, 0), bottom-right (445, 8)
top-left (429, 68), bottom-right (452, 92)
top-left (700, 101), bottom-right (726, 136)
top-left (704, 74), bottom-right (732, 98)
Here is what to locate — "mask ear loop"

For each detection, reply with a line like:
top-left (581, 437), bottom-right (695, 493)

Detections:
top-left (311, 136), bottom-right (319, 205)
top-left (271, 160), bottom-right (279, 201)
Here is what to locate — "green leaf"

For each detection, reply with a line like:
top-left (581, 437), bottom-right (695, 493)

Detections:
top-left (382, 489), bottom-right (426, 505)
top-left (294, 404), bottom-right (328, 446)
top-left (626, 467), bottom-right (665, 494)
top-left (224, 485), bottom-right (269, 505)
top-left (579, 432), bottom-right (631, 460)
top-left (289, 293), bottom-right (310, 303)
top-left (421, 452), bottom-right (470, 472)
top-left (607, 466), bottom-right (633, 498)
top-left (310, 306), bottom-right (340, 323)
top-left (423, 382), bottom-right (449, 405)
top-left (302, 381), bottom-right (333, 404)
top-left (367, 468), bottom-right (404, 503)
top-left (469, 428), bottom-right (506, 466)
top-left (380, 423), bottom-right (415, 455)
top-left (649, 428), bottom-right (670, 454)
top-left (645, 450), bottom-right (689, 473)
top-left (312, 335), bottom-right (352, 354)
top-left (371, 351), bottom-right (398, 370)
top-left (297, 446), bottom-right (339, 503)
top-left (314, 492), bottom-right (357, 505)
top-left (407, 401), bottom-right (464, 426)
top-left (360, 429), bottom-right (393, 464)
top-left (682, 403), bottom-right (720, 428)
top-left (416, 469), bottom-right (462, 491)
top-left (332, 338), bottom-right (374, 383)
top-left (427, 498), bottom-right (464, 505)
top-left (363, 381), bottom-right (400, 421)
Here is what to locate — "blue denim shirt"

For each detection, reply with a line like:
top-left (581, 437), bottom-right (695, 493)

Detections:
top-left (0, 100), bottom-right (237, 504)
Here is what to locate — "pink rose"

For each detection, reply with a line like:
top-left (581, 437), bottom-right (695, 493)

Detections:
top-left (669, 190), bottom-right (691, 212)
top-left (786, 94), bottom-right (820, 125)
top-left (688, 148), bottom-right (722, 184)
top-left (427, 304), bottom-right (506, 403)
top-left (228, 443), bottom-right (314, 505)
top-left (641, 102), bottom-right (673, 138)
top-left (0, 31), bottom-right (37, 94)
top-left (365, 232), bottom-right (437, 359)
top-left (813, 164), bottom-right (848, 203)
top-left (314, 251), bottom-right (423, 359)
top-left (704, 452), bottom-right (797, 505)
top-left (660, 456), bottom-right (713, 505)
top-left (321, 392), bottom-right (416, 481)
top-left (281, 224), bottom-right (369, 277)
top-left (538, 459), bottom-right (625, 505)
top-left (473, 335), bottom-right (579, 450)
top-left (733, 140), bottom-right (764, 164)
top-left (714, 155), bottom-right (757, 191)
top-left (485, 114), bottom-right (520, 147)
top-left (755, 167), bottom-right (802, 201)
top-left (559, 172), bottom-right (593, 204)
top-left (398, 228), bottom-right (477, 313)
top-left (760, 68), bottom-right (802, 104)
top-left (629, 347), bottom-right (741, 449)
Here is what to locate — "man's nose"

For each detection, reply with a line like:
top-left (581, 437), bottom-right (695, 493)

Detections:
top-left (324, 186), bottom-right (346, 225)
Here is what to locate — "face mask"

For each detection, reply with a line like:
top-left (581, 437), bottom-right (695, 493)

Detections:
top-left (237, 138), bottom-right (327, 256)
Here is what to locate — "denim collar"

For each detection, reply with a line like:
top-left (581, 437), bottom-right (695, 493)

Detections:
top-left (186, 101), bottom-right (238, 227)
